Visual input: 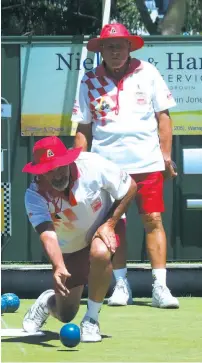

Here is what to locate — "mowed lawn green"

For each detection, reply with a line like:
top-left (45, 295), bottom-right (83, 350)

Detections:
top-left (1, 297), bottom-right (202, 362)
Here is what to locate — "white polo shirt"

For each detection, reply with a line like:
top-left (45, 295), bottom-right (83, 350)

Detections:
top-left (71, 59), bottom-right (176, 174)
top-left (25, 152), bottom-right (131, 254)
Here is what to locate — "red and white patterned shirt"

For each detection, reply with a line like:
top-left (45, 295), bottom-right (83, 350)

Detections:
top-left (72, 59), bottom-right (176, 174)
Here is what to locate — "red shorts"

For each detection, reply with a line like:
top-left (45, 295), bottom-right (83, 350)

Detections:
top-left (130, 171), bottom-right (165, 214)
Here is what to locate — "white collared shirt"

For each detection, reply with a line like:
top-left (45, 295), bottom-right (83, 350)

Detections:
top-left (25, 152), bottom-right (131, 253)
top-left (72, 59), bottom-right (176, 174)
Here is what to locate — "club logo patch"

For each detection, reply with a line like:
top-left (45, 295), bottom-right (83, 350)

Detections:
top-left (95, 96), bottom-right (115, 112)
top-left (120, 171), bottom-right (128, 183)
top-left (47, 149), bottom-right (54, 157)
top-left (110, 27), bottom-right (117, 34)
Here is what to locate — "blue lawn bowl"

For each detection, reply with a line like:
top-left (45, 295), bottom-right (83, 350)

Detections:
top-left (1, 295), bottom-right (8, 314)
top-left (60, 323), bottom-right (81, 348)
top-left (2, 293), bottom-right (20, 313)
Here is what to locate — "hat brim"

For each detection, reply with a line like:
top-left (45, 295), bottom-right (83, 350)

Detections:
top-left (22, 147), bottom-right (82, 175)
top-left (87, 35), bottom-right (144, 53)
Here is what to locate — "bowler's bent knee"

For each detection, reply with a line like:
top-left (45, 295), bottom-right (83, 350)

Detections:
top-left (56, 305), bottom-right (79, 323)
top-left (90, 238), bottom-right (111, 263)
top-left (48, 288), bottom-right (82, 323)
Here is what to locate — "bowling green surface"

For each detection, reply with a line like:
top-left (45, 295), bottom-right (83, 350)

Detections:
top-left (1, 297), bottom-right (202, 362)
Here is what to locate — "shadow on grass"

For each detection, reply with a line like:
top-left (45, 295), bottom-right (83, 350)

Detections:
top-left (80, 299), bottom-right (152, 307)
top-left (133, 300), bottom-right (151, 307)
top-left (1, 330), bottom-right (59, 348)
top-left (101, 334), bottom-right (112, 339)
top-left (105, 300), bottom-right (151, 307)
top-left (1, 331), bottom-right (112, 349)
top-left (57, 349), bottom-right (79, 352)
top-left (57, 333), bottom-right (112, 350)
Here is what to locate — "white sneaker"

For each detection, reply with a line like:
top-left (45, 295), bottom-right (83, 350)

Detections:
top-left (152, 284), bottom-right (179, 308)
top-left (80, 317), bottom-right (102, 342)
top-left (23, 289), bottom-right (54, 333)
top-left (108, 278), bottom-right (133, 306)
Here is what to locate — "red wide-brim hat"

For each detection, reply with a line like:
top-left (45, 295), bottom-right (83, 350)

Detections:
top-left (87, 23), bottom-right (144, 53)
top-left (22, 136), bottom-right (82, 175)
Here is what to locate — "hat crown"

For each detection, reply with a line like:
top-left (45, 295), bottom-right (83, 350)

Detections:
top-left (87, 22), bottom-right (144, 53)
top-left (33, 136), bottom-right (67, 164)
top-left (100, 23), bottom-right (131, 39)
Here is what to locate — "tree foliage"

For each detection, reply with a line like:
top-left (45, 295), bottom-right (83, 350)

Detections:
top-left (185, 0), bottom-right (202, 34)
top-left (111, 0), bottom-right (144, 34)
top-left (1, 0), bottom-right (102, 35)
top-left (113, 0), bottom-right (202, 35)
top-left (1, 0), bottom-right (202, 36)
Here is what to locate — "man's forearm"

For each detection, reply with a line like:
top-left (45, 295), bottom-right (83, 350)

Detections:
top-left (157, 110), bottom-right (173, 160)
top-left (105, 179), bottom-right (137, 228)
top-left (74, 124), bottom-right (92, 151)
top-left (74, 131), bottom-right (88, 151)
top-left (40, 231), bottom-right (65, 269)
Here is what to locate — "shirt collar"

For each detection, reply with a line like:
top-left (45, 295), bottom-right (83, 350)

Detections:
top-left (95, 58), bottom-right (143, 77)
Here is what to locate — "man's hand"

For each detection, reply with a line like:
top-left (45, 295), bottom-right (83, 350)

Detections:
top-left (93, 222), bottom-right (118, 254)
top-left (163, 160), bottom-right (178, 180)
top-left (53, 266), bottom-right (71, 296)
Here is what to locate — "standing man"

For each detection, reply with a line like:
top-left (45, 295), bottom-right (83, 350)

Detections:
top-left (72, 23), bottom-right (179, 308)
top-left (22, 136), bottom-right (136, 342)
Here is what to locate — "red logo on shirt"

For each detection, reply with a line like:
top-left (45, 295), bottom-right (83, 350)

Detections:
top-left (72, 100), bottom-right (79, 115)
top-left (91, 197), bottom-right (102, 212)
top-left (135, 92), bottom-right (147, 105)
top-left (167, 93), bottom-right (173, 100)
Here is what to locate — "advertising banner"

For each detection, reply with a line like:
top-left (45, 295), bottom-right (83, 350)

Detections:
top-left (21, 40), bottom-right (202, 136)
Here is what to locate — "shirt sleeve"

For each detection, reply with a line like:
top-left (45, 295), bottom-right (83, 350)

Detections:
top-left (25, 188), bottom-right (52, 229)
top-left (151, 65), bottom-right (176, 112)
top-left (71, 79), bottom-right (92, 124)
top-left (95, 154), bottom-right (132, 200)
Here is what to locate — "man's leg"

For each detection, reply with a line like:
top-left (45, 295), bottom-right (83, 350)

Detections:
top-left (136, 171), bottom-right (179, 308)
top-left (142, 212), bottom-right (179, 308)
top-left (23, 287), bottom-right (83, 333)
top-left (80, 237), bottom-right (113, 342)
top-left (142, 211), bottom-right (167, 281)
top-left (48, 286), bottom-right (84, 322)
top-left (23, 248), bottom-right (90, 333)
top-left (108, 218), bottom-right (133, 306)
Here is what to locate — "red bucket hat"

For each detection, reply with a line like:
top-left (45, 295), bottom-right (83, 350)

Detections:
top-left (87, 23), bottom-right (144, 53)
top-left (22, 136), bottom-right (82, 175)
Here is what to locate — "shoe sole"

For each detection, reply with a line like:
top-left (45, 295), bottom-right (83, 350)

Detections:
top-left (108, 299), bottom-right (133, 306)
top-left (80, 338), bottom-right (102, 343)
top-left (152, 302), bottom-right (179, 309)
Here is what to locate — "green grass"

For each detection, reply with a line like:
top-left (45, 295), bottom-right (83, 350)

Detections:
top-left (1, 298), bottom-right (202, 362)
